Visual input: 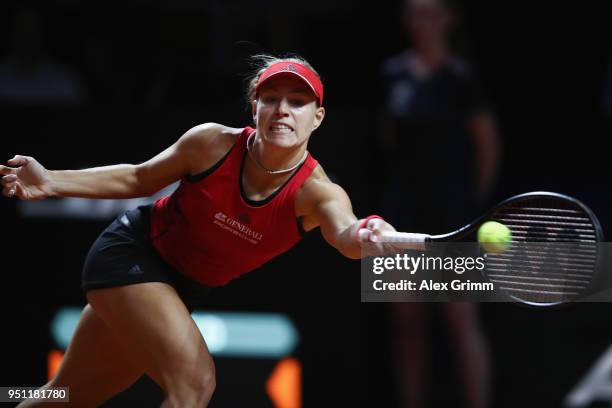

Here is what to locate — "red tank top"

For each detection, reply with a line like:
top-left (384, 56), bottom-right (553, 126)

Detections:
top-left (150, 126), bottom-right (318, 286)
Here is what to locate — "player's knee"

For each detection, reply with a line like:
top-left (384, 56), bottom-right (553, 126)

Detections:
top-left (190, 359), bottom-right (216, 398)
top-left (166, 357), bottom-right (216, 406)
top-left (199, 367), bottom-right (217, 402)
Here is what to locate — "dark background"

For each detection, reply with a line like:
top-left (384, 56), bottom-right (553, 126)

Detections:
top-left (1, 1), bottom-right (612, 407)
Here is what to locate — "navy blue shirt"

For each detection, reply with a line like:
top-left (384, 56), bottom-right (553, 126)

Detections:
top-left (380, 51), bottom-right (490, 232)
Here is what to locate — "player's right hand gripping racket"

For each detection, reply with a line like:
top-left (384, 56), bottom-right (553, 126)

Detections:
top-left (360, 192), bottom-right (604, 307)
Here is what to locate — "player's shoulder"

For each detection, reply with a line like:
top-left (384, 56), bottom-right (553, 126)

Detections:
top-left (300, 163), bottom-right (348, 202)
top-left (180, 122), bottom-right (244, 149)
top-left (296, 163), bottom-right (353, 220)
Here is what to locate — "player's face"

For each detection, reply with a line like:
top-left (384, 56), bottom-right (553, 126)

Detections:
top-left (253, 76), bottom-right (325, 149)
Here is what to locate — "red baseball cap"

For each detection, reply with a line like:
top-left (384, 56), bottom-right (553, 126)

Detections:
top-left (255, 61), bottom-right (324, 106)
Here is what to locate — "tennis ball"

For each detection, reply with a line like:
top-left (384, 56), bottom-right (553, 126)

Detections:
top-left (477, 221), bottom-right (512, 253)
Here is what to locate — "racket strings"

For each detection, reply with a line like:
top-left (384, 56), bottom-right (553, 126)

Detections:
top-left (484, 197), bottom-right (600, 305)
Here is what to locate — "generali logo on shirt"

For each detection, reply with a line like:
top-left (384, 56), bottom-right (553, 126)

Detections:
top-left (213, 212), bottom-right (263, 245)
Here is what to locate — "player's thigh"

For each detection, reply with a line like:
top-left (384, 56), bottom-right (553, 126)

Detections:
top-left (86, 282), bottom-right (215, 392)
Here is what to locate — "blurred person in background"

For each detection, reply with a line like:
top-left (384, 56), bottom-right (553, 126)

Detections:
top-left (378, 0), bottom-right (501, 407)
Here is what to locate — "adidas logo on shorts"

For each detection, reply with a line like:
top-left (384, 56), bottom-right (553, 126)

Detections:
top-left (128, 265), bottom-right (144, 275)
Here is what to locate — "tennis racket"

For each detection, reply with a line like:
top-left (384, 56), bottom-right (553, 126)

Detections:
top-left (360, 192), bottom-right (604, 307)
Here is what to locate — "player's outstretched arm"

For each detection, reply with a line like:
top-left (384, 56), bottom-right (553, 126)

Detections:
top-left (303, 178), bottom-right (396, 259)
top-left (0, 123), bottom-right (225, 201)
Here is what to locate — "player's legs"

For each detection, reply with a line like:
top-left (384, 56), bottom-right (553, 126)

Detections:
top-left (443, 302), bottom-right (490, 408)
top-left (86, 282), bottom-right (216, 408)
top-left (17, 304), bottom-right (144, 408)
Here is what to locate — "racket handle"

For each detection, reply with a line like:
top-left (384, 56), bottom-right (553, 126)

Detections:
top-left (359, 229), bottom-right (430, 248)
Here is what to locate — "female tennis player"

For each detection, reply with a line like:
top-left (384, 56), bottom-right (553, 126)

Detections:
top-left (1, 54), bottom-right (396, 407)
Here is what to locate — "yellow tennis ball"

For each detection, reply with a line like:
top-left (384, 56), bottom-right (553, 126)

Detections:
top-left (477, 221), bottom-right (512, 253)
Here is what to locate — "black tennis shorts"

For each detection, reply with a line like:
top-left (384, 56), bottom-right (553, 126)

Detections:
top-left (82, 205), bottom-right (211, 312)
